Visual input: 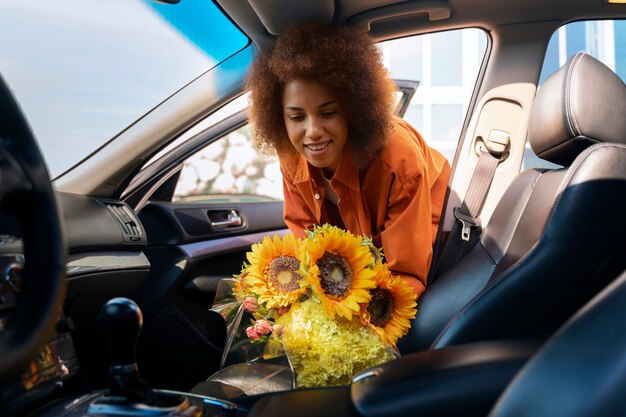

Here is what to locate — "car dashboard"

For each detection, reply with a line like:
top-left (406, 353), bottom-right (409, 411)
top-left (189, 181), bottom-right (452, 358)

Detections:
top-left (0, 192), bottom-right (151, 415)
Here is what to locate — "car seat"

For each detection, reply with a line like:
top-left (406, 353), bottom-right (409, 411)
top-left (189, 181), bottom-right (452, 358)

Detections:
top-left (399, 52), bottom-right (626, 352)
top-left (489, 267), bottom-right (626, 417)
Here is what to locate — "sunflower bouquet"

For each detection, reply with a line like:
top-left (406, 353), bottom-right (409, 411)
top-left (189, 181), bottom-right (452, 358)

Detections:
top-left (211, 224), bottom-right (417, 390)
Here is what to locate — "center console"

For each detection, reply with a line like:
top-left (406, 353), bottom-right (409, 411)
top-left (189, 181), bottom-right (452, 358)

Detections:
top-left (14, 298), bottom-right (246, 417)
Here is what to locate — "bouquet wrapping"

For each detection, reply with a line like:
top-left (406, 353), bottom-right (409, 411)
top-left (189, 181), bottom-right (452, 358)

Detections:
top-left (209, 225), bottom-right (417, 392)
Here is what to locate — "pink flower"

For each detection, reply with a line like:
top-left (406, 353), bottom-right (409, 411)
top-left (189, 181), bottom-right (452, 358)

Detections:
top-left (242, 297), bottom-right (258, 312)
top-left (255, 319), bottom-right (273, 334)
top-left (246, 325), bottom-right (261, 340)
top-left (245, 319), bottom-right (273, 341)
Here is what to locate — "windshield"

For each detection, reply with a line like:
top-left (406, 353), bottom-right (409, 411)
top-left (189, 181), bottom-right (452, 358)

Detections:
top-left (0, 0), bottom-right (249, 178)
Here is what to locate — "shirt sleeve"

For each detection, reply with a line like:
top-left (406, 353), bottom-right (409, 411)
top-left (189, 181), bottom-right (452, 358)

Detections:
top-left (380, 169), bottom-right (433, 299)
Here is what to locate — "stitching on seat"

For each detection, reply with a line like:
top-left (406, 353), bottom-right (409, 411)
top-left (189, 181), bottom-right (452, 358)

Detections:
top-left (565, 53), bottom-right (583, 136)
top-left (553, 142), bottom-right (624, 198)
top-left (432, 143), bottom-right (626, 348)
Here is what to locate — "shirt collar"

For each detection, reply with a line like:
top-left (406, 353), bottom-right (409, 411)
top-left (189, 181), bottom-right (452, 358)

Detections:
top-left (332, 148), bottom-right (360, 191)
top-left (284, 149), bottom-right (360, 191)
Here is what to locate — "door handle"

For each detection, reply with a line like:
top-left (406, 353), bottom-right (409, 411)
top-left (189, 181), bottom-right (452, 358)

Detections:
top-left (209, 209), bottom-right (242, 228)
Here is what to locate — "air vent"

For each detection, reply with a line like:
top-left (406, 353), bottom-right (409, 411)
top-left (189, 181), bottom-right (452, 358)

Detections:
top-left (103, 202), bottom-right (144, 242)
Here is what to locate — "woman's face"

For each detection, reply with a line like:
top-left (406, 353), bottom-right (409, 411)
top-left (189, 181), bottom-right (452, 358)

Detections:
top-left (282, 78), bottom-right (348, 176)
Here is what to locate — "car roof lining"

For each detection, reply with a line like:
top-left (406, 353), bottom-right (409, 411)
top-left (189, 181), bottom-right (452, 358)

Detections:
top-left (219, 0), bottom-right (626, 48)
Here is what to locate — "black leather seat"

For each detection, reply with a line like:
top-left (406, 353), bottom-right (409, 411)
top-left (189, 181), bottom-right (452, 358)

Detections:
top-left (399, 52), bottom-right (626, 353)
top-left (489, 267), bottom-right (626, 417)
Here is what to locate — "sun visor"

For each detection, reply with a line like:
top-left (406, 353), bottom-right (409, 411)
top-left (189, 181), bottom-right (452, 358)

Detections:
top-left (247, 0), bottom-right (335, 35)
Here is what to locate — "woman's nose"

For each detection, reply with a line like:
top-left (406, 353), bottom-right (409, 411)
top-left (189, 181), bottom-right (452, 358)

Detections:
top-left (306, 116), bottom-right (323, 139)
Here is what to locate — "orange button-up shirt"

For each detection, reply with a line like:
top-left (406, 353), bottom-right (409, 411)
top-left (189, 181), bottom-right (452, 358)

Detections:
top-left (279, 117), bottom-right (450, 299)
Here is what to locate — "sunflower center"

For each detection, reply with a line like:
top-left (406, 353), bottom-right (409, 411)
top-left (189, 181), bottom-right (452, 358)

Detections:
top-left (317, 252), bottom-right (352, 297)
top-left (267, 255), bottom-right (302, 292)
top-left (368, 288), bottom-right (394, 327)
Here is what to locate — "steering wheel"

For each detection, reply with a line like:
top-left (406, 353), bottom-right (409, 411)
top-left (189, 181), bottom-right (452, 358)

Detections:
top-left (0, 75), bottom-right (66, 383)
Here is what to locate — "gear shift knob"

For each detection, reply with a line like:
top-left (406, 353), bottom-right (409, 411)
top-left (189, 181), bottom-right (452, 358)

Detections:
top-left (93, 297), bottom-right (223, 412)
top-left (99, 297), bottom-right (143, 367)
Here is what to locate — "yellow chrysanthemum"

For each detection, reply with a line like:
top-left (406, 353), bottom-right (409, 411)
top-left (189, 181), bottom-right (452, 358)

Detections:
top-left (243, 234), bottom-right (307, 309)
top-left (276, 298), bottom-right (397, 388)
top-left (303, 226), bottom-right (377, 321)
top-left (361, 270), bottom-right (417, 346)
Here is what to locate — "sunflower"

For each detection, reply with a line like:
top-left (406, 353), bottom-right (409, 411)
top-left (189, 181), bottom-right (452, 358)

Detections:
top-left (362, 236), bottom-right (384, 269)
top-left (303, 226), bottom-right (377, 321)
top-left (361, 269), bottom-right (417, 346)
top-left (243, 234), bottom-right (307, 309)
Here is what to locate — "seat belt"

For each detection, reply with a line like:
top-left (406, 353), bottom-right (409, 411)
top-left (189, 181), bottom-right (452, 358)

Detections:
top-left (430, 130), bottom-right (510, 281)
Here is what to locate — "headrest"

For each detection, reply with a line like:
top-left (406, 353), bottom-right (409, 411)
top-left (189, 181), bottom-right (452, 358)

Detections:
top-left (528, 52), bottom-right (626, 166)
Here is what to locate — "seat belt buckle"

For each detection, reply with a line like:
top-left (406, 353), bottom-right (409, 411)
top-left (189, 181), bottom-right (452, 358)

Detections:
top-left (475, 129), bottom-right (510, 160)
top-left (454, 207), bottom-right (481, 242)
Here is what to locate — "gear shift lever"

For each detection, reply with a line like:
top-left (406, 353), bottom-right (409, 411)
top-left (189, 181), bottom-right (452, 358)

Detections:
top-left (100, 297), bottom-right (142, 369)
top-left (99, 297), bottom-right (161, 403)
top-left (40, 297), bottom-right (238, 416)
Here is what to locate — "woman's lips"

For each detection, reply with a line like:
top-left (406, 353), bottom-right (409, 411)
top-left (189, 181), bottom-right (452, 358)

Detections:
top-left (304, 141), bottom-right (331, 152)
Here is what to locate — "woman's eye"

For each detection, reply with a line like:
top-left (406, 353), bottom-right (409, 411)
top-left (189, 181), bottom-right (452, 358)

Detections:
top-left (287, 114), bottom-right (304, 121)
top-left (321, 110), bottom-right (336, 117)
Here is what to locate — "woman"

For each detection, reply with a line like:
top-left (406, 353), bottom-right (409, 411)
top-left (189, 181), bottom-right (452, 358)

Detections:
top-left (245, 22), bottom-right (450, 299)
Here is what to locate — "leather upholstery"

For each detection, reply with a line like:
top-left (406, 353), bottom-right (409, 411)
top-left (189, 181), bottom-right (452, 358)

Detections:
top-left (528, 52), bottom-right (626, 165)
top-left (404, 169), bottom-right (552, 351)
top-left (398, 53), bottom-right (626, 353)
top-left (432, 143), bottom-right (626, 348)
top-left (351, 339), bottom-right (540, 417)
top-left (489, 268), bottom-right (626, 417)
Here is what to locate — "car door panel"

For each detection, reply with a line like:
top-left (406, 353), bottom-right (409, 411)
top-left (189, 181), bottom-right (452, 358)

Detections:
top-left (138, 200), bottom-right (285, 245)
top-left (134, 199), bottom-right (286, 391)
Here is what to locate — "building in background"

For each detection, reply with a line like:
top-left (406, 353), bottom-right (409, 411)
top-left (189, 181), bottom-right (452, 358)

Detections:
top-left (381, 29), bottom-right (487, 161)
top-left (541, 20), bottom-right (626, 84)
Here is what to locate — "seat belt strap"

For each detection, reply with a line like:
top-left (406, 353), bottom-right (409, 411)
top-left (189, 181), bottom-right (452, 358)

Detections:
top-left (455, 150), bottom-right (500, 240)
top-left (430, 130), bottom-right (509, 281)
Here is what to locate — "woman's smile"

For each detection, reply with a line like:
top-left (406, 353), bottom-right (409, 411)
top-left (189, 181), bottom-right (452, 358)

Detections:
top-left (304, 141), bottom-right (330, 152)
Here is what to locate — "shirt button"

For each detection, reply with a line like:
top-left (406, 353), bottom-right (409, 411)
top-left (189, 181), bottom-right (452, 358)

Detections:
top-left (314, 193), bottom-right (321, 200)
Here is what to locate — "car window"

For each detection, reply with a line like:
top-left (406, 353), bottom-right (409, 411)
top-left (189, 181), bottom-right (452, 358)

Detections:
top-left (171, 28), bottom-right (488, 204)
top-left (0, 0), bottom-right (249, 178)
top-left (525, 19), bottom-right (626, 169)
top-left (172, 124), bottom-right (283, 203)
top-left (380, 28), bottom-right (488, 161)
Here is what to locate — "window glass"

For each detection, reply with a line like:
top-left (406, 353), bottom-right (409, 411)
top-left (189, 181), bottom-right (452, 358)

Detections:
top-left (539, 20), bottom-right (626, 85)
top-left (431, 104), bottom-right (463, 161)
top-left (387, 37), bottom-right (424, 81)
top-left (432, 105), bottom-right (463, 140)
top-left (614, 21), bottom-right (626, 80)
top-left (431, 31), bottom-right (463, 86)
top-left (173, 125), bottom-right (283, 203)
top-left (381, 28), bottom-right (488, 161)
top-left (404, 104), bottom-right (424, 132)
top-left (0, 0), bottom-right (249, 177)
top-left (539, 33), bottom-right (560, 85)
top-left (566, 22), bottom-right (587, 57)
top-left (529, 19), bottom-right (626, 170)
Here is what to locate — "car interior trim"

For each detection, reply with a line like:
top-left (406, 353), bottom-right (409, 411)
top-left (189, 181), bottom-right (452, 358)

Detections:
top-left (66, 252), bottom-right (151, 277)
top-left (178, 229), bottom-right (290, 260)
